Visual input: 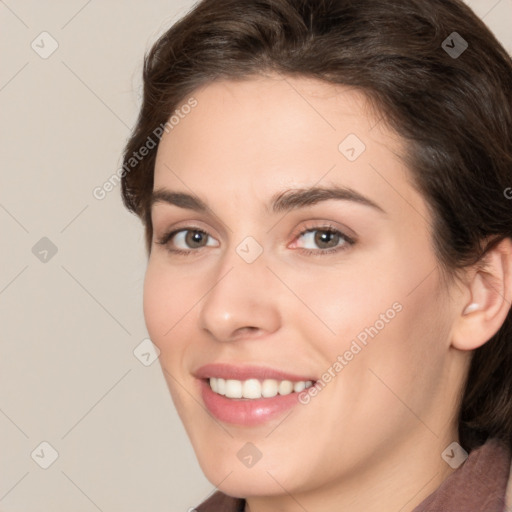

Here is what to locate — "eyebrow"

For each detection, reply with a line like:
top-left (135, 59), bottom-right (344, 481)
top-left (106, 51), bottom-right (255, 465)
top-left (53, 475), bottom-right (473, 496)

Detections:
top-left (150, 185), bottom-right (386, 215)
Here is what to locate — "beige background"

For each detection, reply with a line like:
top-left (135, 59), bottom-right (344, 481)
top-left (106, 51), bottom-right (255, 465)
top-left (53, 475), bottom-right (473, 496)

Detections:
top-left (0, 1), bottom-right (511, 511)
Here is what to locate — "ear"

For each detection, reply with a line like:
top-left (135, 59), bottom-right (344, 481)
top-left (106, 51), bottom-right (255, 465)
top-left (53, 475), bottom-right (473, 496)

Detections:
top-left (451, 237), bottom-right (512, 351)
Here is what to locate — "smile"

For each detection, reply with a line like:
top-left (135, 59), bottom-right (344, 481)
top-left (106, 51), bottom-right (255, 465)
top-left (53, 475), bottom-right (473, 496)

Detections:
top-left (208, 377), bottom-right (314, 399)
top-left (194, 363), bottom-right (318, 426)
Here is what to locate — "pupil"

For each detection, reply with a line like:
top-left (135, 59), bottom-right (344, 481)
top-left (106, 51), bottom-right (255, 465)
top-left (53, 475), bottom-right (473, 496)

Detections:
top-left (315, 230), bottom-right (338, 248)
top-left (187, 230), bottom-right (205, 247)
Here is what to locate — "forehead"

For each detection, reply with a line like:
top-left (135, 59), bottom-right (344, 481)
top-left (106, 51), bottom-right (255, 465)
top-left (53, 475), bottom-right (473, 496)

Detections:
top-left (152, 74), bottom-right (426, 221)
top-left (156, 74), bottom-right (384, 163)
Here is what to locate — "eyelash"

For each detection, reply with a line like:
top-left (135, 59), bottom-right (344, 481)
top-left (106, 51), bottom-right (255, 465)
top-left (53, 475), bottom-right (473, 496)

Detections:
top-left (155, 223), bottom-right (356, 257)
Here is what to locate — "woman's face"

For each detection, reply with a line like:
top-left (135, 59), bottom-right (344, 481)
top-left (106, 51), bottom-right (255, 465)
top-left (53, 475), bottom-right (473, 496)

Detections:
top-left (144, 75), bottom-right (466, 499)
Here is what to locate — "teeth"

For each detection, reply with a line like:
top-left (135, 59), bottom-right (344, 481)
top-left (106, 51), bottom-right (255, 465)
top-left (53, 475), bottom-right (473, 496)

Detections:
top-left (217, 378), bottom-right (226, 395)
top-left (278, 380), bottom-right (294, 395)
top-left (262, 379), bottom-right (278, 398)
top-left (293, 381), bottom-right (306, 392)
top-left (242, 379), bottom-right (261, 399)
top-left (225, 379), bottom-right (242, 398)
top-left (208, 377), bottom-right (314, 399)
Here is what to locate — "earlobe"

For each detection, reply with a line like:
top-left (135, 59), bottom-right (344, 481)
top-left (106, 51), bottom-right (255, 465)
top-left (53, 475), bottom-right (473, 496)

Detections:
top-left (451, 237), bottom-right (512, 351)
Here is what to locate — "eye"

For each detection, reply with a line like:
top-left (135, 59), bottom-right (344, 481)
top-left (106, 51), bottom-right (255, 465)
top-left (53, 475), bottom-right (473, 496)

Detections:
top-left (155, 223), bottom-right (355, 257)
top-left (291, 224), bottom-right (355, 255)
top-left (156, 227), bottom-right (219, 255)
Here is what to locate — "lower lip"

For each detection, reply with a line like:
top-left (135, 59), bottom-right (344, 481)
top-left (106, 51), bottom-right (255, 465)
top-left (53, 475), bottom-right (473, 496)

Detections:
top-left (199, 379), bottom-right (306, 426)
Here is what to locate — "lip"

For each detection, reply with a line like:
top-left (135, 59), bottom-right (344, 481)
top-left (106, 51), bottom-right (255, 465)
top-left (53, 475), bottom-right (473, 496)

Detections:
top-left (194, 363), bottom-right (317, 382)
top-left (194, 363), bottom-right (317, 427)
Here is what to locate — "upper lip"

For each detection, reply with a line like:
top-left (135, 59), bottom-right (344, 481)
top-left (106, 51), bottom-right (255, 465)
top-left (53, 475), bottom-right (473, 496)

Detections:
top-left (194, 363), bottom-right (317, 382)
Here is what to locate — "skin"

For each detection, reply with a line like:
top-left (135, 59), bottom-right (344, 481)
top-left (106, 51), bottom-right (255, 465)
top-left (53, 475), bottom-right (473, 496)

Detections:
top-left (143, 74), bottom-right (512, 512)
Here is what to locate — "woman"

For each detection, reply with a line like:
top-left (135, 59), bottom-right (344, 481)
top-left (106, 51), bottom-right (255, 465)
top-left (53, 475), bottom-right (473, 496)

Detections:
top-left (120, 0), bottom-right (512, 510)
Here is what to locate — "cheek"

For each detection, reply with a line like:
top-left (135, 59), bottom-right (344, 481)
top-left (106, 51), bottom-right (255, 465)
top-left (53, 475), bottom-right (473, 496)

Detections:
top-left (341, 269), bottom-right (451, 421)
top-left (296, 246), bottom-right (448, 402)
top-left (142, 261), bottom-right (188, 352)
top-left (142, 261), bottom-right (198, 415)
top-left (286, 258), bottom-right (402, 352)
top-left (142, 264), bottom-right (166, 348)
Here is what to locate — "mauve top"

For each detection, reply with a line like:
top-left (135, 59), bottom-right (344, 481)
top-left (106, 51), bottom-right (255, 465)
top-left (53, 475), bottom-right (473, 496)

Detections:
top-left (195, 437), bottom-right (512, 512)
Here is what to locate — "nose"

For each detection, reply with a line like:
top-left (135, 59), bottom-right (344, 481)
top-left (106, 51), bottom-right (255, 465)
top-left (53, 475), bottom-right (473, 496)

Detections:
top-left (198, 247), bottom-right (282, 343)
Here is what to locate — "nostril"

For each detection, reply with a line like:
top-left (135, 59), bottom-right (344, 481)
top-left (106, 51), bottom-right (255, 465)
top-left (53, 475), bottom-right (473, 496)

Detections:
top-left (233, 326), bottom-right (260, 338)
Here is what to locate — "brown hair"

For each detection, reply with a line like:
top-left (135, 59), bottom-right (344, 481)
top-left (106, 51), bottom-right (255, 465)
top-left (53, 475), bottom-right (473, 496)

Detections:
top-left (121, 0), bottom-right (512, 452)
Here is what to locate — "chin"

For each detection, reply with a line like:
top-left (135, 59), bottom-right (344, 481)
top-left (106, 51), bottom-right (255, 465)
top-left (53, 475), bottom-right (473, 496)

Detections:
top-left (204, 467), bottom-right (295, 499)
top-left (194, 443), bottom-right (311, 499)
